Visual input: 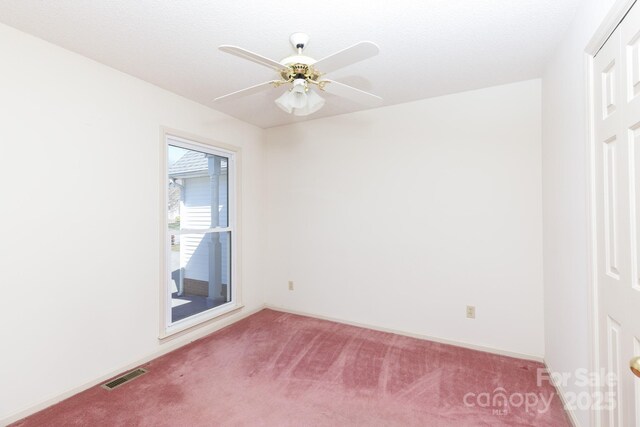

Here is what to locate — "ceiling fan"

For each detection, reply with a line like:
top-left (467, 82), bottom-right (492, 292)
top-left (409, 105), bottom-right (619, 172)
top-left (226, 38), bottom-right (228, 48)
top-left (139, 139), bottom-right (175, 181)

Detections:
top-left (213, 33), bottom-right (382, 116)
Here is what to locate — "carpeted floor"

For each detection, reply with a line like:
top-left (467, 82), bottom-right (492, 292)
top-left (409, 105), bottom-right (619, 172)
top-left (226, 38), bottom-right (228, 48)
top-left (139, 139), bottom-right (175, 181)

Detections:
top-left (12, 309), bottom-right (570, 426)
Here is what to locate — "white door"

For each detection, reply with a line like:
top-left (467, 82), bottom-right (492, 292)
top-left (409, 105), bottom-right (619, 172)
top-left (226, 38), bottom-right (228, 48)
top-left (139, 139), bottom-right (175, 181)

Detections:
top-left (593, 3), bottom-right (640, 426)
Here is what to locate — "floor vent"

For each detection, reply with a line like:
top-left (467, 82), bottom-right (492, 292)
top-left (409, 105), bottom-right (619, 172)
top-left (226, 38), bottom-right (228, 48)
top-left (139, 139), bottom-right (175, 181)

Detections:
top-left (101, 368), bottom-right (147, 390)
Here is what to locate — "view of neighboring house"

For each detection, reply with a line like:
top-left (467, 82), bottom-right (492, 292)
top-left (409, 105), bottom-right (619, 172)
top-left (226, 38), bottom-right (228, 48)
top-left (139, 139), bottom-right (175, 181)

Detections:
top-left (168, 148), bottom-right (230, 321)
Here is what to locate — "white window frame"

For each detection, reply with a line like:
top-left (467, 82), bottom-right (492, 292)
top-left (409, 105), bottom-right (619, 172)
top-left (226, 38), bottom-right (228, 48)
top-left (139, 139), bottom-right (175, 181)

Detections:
top-left (159, 129), bottom-right (242, 339)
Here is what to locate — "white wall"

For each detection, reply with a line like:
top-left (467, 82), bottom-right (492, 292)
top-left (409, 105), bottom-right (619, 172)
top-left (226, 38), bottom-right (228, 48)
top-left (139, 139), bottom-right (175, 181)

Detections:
top-left (0, 23), bottom-right (266, 422)
top-left (4, 8), bottom-right (607, 422)
top-left (265, 79), bottom-right (544, 358)
top-left (541, 2), bottom-right (615, 426)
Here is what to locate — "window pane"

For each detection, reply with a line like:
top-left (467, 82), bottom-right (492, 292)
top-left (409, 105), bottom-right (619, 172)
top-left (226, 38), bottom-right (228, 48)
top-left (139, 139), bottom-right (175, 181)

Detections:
top-left (168, 145), bottom-right (229, 230)
top-left (169, 231), bottom-right (231, 323)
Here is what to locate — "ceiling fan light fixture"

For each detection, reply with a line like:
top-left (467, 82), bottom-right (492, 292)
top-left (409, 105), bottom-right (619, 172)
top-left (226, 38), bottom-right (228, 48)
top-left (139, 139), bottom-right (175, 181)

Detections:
top-left (290, 78), bottom-right (307, 109)
top-left (274, 78), bottom-right (325, 116)
top-left (275, 89), bottom-right (294, 114)
top-left (293, 88), bottom-right (325, 116)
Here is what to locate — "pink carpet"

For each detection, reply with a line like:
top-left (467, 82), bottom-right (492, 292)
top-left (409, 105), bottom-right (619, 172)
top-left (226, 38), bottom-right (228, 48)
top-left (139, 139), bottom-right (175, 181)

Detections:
top-left (12, 309), bottom-right (570, 426)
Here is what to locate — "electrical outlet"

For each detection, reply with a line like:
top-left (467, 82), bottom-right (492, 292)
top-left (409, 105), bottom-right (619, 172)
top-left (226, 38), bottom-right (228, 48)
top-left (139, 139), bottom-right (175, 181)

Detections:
top-left (288, 281), bottom-right (294, 291)
top-left (466, 305), bottom-right (476, 319)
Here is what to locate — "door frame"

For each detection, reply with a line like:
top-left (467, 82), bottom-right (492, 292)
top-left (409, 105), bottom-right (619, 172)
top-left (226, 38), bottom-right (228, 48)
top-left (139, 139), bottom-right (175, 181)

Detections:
top-left (586, 1), bottom-right (637, 426)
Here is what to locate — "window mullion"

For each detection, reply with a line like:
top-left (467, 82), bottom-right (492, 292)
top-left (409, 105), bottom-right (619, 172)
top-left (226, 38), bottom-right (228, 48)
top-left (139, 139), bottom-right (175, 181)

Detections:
top-left (178, 227), bottom-right (232, 235)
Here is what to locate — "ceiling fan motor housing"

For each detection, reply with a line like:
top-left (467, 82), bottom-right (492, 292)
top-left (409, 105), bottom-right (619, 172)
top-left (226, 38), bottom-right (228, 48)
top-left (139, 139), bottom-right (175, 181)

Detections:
top-left (280, 62), bottom-right (321, 83)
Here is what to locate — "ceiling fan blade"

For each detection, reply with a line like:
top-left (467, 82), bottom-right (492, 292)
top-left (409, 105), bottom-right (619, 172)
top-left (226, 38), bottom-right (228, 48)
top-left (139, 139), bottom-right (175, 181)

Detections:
top-left (313, 41), bottom-right (379, 74)
top-left (214, 81), bottom-right (276, 103)
top-left (321, 80), bottom-right (382, 107)
top-left (219, 45), bottom-right (284, 72)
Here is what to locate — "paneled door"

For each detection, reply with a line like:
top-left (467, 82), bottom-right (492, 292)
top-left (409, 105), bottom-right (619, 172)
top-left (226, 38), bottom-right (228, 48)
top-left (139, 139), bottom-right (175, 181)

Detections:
top-left (593, 3), bottom-right (640, 425)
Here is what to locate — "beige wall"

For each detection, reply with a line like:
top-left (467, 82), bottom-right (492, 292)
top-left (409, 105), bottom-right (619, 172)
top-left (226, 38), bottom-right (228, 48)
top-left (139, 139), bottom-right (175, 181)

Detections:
top-left (265, 79), bottom-right (544, 358)
top-left (0, 23), bottom-right (267, 422)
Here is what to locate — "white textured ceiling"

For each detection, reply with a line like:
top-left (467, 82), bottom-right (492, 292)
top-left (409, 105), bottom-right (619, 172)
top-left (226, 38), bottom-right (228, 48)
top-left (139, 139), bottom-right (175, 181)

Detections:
top-left (0, 0), bottom-right (579, 128)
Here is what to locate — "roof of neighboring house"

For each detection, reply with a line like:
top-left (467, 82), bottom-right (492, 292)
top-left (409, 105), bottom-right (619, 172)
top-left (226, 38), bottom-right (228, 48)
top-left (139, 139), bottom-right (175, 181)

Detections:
top-left (169, 150), bottom-right (208, 176)
top-left (169, 150), bottom-right (228, 178)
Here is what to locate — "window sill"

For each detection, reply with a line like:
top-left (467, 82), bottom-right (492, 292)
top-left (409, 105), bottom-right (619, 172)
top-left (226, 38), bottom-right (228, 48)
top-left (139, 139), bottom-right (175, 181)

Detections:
top-left (159, 302), bottom-right (244, 341)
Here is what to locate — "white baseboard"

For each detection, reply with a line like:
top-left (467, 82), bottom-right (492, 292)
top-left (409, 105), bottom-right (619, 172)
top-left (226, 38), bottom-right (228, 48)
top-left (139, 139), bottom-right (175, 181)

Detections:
top-left (265, 305), bottom-right (544, 362)
top-left (543, 359), bottom-right (581, 427)
top-left (1, 304), bottom-right (265, 427)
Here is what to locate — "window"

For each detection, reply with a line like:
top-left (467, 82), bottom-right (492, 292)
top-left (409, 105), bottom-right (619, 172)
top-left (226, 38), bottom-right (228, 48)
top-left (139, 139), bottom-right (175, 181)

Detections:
top-left (162, 132), bottom-right (239, 336)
